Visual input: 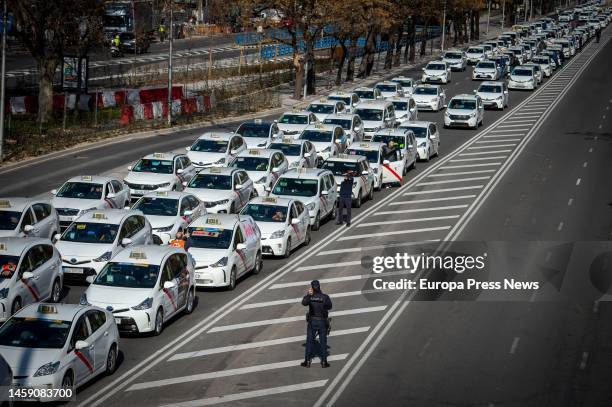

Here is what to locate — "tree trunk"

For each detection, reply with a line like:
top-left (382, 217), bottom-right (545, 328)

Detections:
top-left (469, 12), bottom-right (475, 40)
top-left (305, 36), bottom-right (316, 95)
top-left (394, 25), bottom-right (403, 67)
top-left (409, 16), bottom-right (416, 63)
top-left (419, 20), bottom-right (429, 56)
top-left (336, 42), bottom-right (346, 85)
top-left (357, 27), bottom-right (375, 78)
top-left (453, 17), bottom-right (459, 45)
top-left (475, 10), bottom-right (480, 40)
top-left (293, 51), bottom-right (302, 99)
top-left (37, 58), bottom-right (59, 123)
top-left (384, 31), bottom-right (395, 70)
top-left (346, 35), bottom-right (357, 82)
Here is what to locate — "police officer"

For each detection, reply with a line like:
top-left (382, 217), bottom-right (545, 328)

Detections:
top-left (301, 280), bottom-right (332, 368)
top-left (112, 32), bottom-right (121, 47)
top-left (596, 26), bottom-right (601, 43)
top-left (336, 170), bottom-right (353, 226)
top-left (159, 21), bottom-right (166, 43)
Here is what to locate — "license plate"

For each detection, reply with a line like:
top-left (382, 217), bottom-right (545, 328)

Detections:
top-left (195, 273), bottom-right (203, 279)
top-left (131, 189), bottom-right (147, 195)
top-left (64, 268), bottom-right (84, 274)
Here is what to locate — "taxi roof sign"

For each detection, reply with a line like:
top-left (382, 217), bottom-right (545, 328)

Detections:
top-left (129, 251), bottom-right (147, 260)
top-left (91, 212), bottom-right (108, 220)
top-left (0, 243), bottom-right (6, 251)
top-left (206, 218), bottom-right (221, 225)
top-left (81, 175), bottom-right (93, 181)
top-left (210, 133), bottom-right (220, 138)
top-left (153, 153), bottom-right (166, 158)
top-left (38, 304), bottom-right (58, 314)
top-left (336, 154), bottom-right (350, 159)
top-left (291, 106), bottom-right (300, 112)
top-left (262, 197), bottom-right (278, 203)
top-left (209, 167), bottom-right (221, 173)
top-left (254, 119), bottom-right (263, 124)
top-left (282, 137), bottom-right (292, 143)
top-left (359, 143), bottom-right (371, 147)
top-left (248, 149), bottom-right (260, 155)
top-left (155, 191), bottom-right (169, 197)
top-left (0, 200), bottom-right (11, 208)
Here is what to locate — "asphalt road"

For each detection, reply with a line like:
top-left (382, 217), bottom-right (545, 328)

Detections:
top-left (2, 26), bottom-right (610, 407)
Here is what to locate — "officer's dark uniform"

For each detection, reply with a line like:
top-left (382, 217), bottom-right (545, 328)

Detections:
top-left (336, 172), bottom-right (353, 226)
top-left (301, 280), bottom-right (332, 367)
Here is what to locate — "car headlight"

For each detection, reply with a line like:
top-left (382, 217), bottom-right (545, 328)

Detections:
top-left (289, 161), bottom-right (300, 168)
top-left (256, 176), bottom-right (267, 184)
top-left (155, 225), bottom-right (174, 232)
top-left (34, 361), bottom-right (60, 377)
top-left (214, 199), bottom-right (229, 206)
top-left (372, 167), bottom-right (378, 174)
top-left (352, 181), bottom-right (358, 187)
top-left (211, 256), bottom-right (228, 267)
top-left (157, 183), bottom-right (171, 188)
top-left (79, 293), bottom-right (90, 305)
top-left (0, 288), bottom-right (9, 299)
top-left (132, 297), bottom-right (153, 310)
top-left (215, 158), bottom-right (226, 165)
top-left (444, 110), bottom-right (450, 116)
top-left (93, 251), bottom-right (113, 262)
top-left (323, 146), bottom-right (331, 152)
top-left (470, 112), bottom-right (476, 118)
top-left (257, 142), bottom-right (267, 147)
top-left (270, 230), bottom-right (285, 239)
top-left (496, 95), bottom-right (504, 100)
top-left (432, 97), bottom-right (439, 103)
top-left (306, 202), bottom-right (316, 211)
top-left (419, 142), bottom-right (427, 148)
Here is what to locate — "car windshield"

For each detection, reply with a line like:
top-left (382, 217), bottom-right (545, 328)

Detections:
top-left (186, 227), bottom-right (233, 249)
top-left (376, 84), bottom-right (398, 92)
top-left (354, 90), bottom-right (375, 99)
top-left (478, 85), bottom-right (503, 93)
top-left (394, 79), bottom-right (412, 87)
top-left (191, 139), bottom-right (228, 153)
top-left (299, 130), bottom-right (333, 142)
top-left (0, 318), bottom-right (71, 349)
top-left (279, 114), bottom-right (308, 124)
top-left (61, 222), bottom-right (119, 244)
top-left (322, 160), bottom-right (360, 176)
top-left (187, 174), bottom-right (232, 190)
top-left (241, 204), bottom-right (288, 223)
top-left (427, 64), bottom-right (446, 70)
top-left (132, 197), bottom-right (178, 217)
top-left (323, 118), bottom-right (352, 130)
top-left (94, 262), bottom-right (160, 288)
top-left (513, 68), bottom-right (532, 76)
top-left (328, 95), bottom-right (351, 105)
top-left (391, 101), bottom-right (408, 111)
top-left (0, 211), bottom-right (21, 231)
top-left (0, 255), bottom-right (19, 279)
top-left (477, 62), bottom-right (496, 69)
top-left (268, 143), bottom-right (301, 156)
top-left (307, 104), bottom-right (334, 114)
top-left (511, 49), bottom-right (522, 55)
top-left (400, 126), bottom-right (427, 138)
top-left (468, 48), bottom-right (483, 53)
top-left (444, 52), bottom-right (462, 59)
top-left (132, 159), bottom-right (174, 174)
top-left (372, 134), bottom-right (406, 148)
top-left (449, 99), bottom-right (476, 110)
top-left (57, 182), bottom-right (103, 200)
top-left (231, 156), bottom-right (269, 171)
top-left (413, 87), bottom-right (437, 95)
top-left (236, 123), bottom-right (269, 138)
top-left (354, 108), bottom-right (383, 121)
top-left (347, 149), bottom-right (379, 164)
top-left (272, 178), bottom-right (318, 197)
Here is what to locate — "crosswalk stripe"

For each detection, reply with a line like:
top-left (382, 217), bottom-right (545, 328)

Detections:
top-left (157, 380), bottom-right (329, 407)
top-left (390, 195), bottom-right (476, 204)
top-left (293, 260), bottom-right (362, 272)
top-left (270, 270), bottom-right (413, 288)
top-left (467, 144), bottom-right (516, 149)
top-left (429, 170), bottom-right (494, 176)
top-left (441, 163), bottom-right (500, 169)
top-left (375, 204), bottom-right (467, 215)
top-left (450, 156), bottom-right (507, 162)
top-left (459, 149), bottom-right (512, 156)
top-left (337, 226), bottom-right (451, 241)
top-left (403, 185), bottom-right (484, 194)
top-left (357, 215), bottom-right (459, 228)
top-left (208, 307), bottom-right (386, 332)
top-left (417, 176), bottom-right (490, 185)
top-left (316, 240), bottom-right (440, 256)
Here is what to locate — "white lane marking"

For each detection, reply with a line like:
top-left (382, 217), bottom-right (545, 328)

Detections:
top-left (418, 176), bottom-right (490, 185)
top-left (271, 270), bottom-right (413, 289)
top-left (583, 161), bottom-right (588, 167)
top-left (576, 178), bottom-right (581, 186)
top-left (450, 156), bottom-right (507, 162)
top-left (294, 260), bottom-right (362, 272)
top-left (418, 337), bottom-right (433, 358)
top-left (568, 198), bottom-right (573, 206)
top-left (588, 147), bottom-right (593, 153)
top-left (404, 185), bottom-right (484, 194)
top-left (502, 118), bottom-right (537, 123)
top-left (476, 138), bottom-right (522, 143)
top-left (208, 307), bottom-right (386, 332)
top-left (317, 240), bottom-right (440, 256)
top-left (460, 150), bottom-right (512, 156)
top-left (390, 195), bottom-right (476, 203)
top-left (517, 107), bottom-right (545, 112)
top-left (510, 114), bottom-right (541, 118)
top-left (557, 222), bottom-right (564, 231)
top-left (442, 163), bottom-right (501, 169)
top-left (358, 215), bottom-right (460, 228)
top-left (579, 351), bottom-right (589, 370)
top-left (495, 124), bottom-right (533, 128)
top-left (468, 144), bottom-right (517, 149)
top-left (482, 134), bottom-right (525, 138)
top-left (429, 170), bottom-right (495, 176)
top-left (337, 226), bottom-right (451, 241)
top-left (509, 337), bottom-right (520, 354)
top-left (169, 328), bottom-right (369, 360)
top-left (593, 300), bottom-right (600, 313)
top-left (375, 205), bottom-right (468, 215)
top-left (157, 381), bottom-right (328, 407)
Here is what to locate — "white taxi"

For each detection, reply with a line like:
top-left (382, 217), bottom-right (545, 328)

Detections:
top-left (123, 153), bottom-right (196, 201)
top-left (0, 303), bottom-right (119, 400)
top-left (472, 60), bottom-right (501, 80)
top-left (327, 92), bottom-right (361, 113)
top-left (267, 138), bottom-right (318, 170)
top-left (186, 132), bottom-right (246, 168)
top-left (54, 209), bottom-right (153, 283)
top-left (229, 149), bottom-right (289, 197)
top-left (0, 238), bottom-right (63, 321)
top-left (270, 168), bottom-right (337, 231)
top-left (183, 167), bottom-right (256, 214)
top-left (412, 84), bottom-right (446, 112)
top-left (306, 99), bottom-right (346, 122)
top-left (508, 66), bottom-right (537, 90)
top-left (371, 128), bottom-right (418, 173)
top-left (0, 198), bottom-right (60, 239)
top-left (444, 94), bottom-right (484, 129)
top-left (323, 113), bottom-right (365, 144)
top-left (321, 154), bottom-right (375, 207)
top-left (51, 175), bottom-right (130, 230)
top-left (390, 76), bottom-right (415, 95)
top-left (131, 191), bottom-right (206, 245)
top-left (421, 61), bottom-right (451, 84)
top-left (387, 96), bottom-right (419, 124)
top-left (399, 121), bottom-right (441, 162)
top-left (347, 141), bottom-right (404, 188)
top-left (375, 81), bottom-right (405, 98)
top-left (353, 87), bottom-right (382, 102)
top-left (442, 50), bottom-right (467, 71)
top-left (466, 46), bottom-right (486, 65)
top-left (475, 81), bottom-right (509, 110)
top-left (235, 119), bottom-right (283, 149)
top-left (241, 197), bottom-right (310, 258)
top-left (187, 214), bottom-right (262, 290)
top-left (82, 245), bottom-right (195, 336)
top-left (299, 124), bottom-right (346, 165)
top-left (276, 110), bottom-right (319, 137)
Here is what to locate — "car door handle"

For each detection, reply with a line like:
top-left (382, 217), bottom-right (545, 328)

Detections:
top-left (89, 345), bottom-right (95, 351)
top-left (104, 331), bottom-right (109, 337)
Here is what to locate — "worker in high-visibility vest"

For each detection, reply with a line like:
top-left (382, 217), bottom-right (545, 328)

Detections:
top-left (159, 22), bottom-right (166, 43)
top-left (169, 230), bottom-right (187, 249)
top-left (112, 33), bottom-right (120, 47)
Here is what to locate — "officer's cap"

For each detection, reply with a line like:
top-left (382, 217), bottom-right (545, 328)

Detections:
top-left (311, 280), bottom-right (321, 289)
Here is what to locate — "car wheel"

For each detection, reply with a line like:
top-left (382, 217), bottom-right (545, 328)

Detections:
top-left (105, 344), bottom-right (118, 375)
top-left (227, 267), bottom-right (237, 291)
top-left (312, 212), bottom-right (321, 231)
top-left (283, 238), bottom-right (292, 258)
top-left (11, 298), bottom-right (21, 315)
top-left (184, 287), bottom-right (195, 314)
top-left (154, 308), bottom-right (164, 336)
top-left (51, 278), bottom-right (61, 303)
top-left (62, 371), bottom-right (74, 389)
top-left (304, 226), bottom-right (312, 246)
top-left (252, 251), bottom-right (263, 274)
top-left (355, 191), bottom-right (362, 208)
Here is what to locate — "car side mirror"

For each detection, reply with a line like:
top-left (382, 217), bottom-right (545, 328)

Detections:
top-left (504, 90), bottom-right (509, 94)
top-left (362, 170), bottom-right (369, 175)
top-left (185, 146), bottom-right (191, 151)
top-left (230, 149), bottom-right (238, 155)
top-left (291, 218), bottom-right (300, 225)
top-left (183, 210), bottom-right (193, 217)
top-left (236, 243), bottom-right (247, 251)
top-left (53, 233), bottom-right (62, 242)
top-left (383, 159), bottom-right (390, 165)
top-left (107, 193), bottom-right (116, 199)
top-left (235, 184), bottom-right (243, 190)
top-left (22, 271), bottom-right (34, 279)
top-left (50, 189), bottom-right (57, 195)
top-left (163, 280), bottom-right (177, 289)
top-left (127, 166), bottom-right (132, 171)
top-left (182, 181), bottom-right (188, 187)
top-left (177, 169), bottom-right (184, 174)
top-left (304, 152), bottom-right (311, 158)
top-left (272, 167), bottom-right (279, 173)
top-left (473, 89), bottom-right (477, 94)
top-left (23, 224), bottom-right (34, 234)
top-left (264, 186), bottom-right (272, 192)
top-left (86, 275), bottom-right (95, 284)
top-left (121, 237), bottom-right (132, 247)
top-left (321, 190), bottom-right (329, 196)
top-left (75, 340), bottom-right (90, 350)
